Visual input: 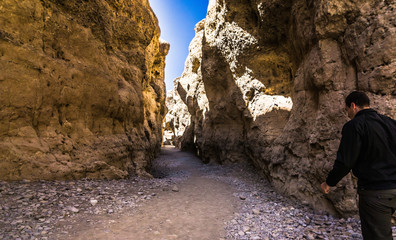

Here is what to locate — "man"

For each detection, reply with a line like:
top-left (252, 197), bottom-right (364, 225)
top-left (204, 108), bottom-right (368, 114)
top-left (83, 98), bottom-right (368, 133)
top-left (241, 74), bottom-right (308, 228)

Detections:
top-left (321, 91), bottom-right (396, 240)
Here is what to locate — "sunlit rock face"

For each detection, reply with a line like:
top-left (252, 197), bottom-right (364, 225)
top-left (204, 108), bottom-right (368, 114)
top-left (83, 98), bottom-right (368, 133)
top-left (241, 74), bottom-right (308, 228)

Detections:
top-left (0, 0), bottom-right (169, 180)
top-left (173, 0), bottom-right (396, 216)
top-left (163, 89), bottom-right (191, 147)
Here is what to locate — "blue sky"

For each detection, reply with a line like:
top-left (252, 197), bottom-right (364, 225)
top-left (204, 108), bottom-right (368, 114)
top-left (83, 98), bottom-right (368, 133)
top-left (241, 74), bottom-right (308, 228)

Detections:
top-left (149, 0), bottom-right (209, 91)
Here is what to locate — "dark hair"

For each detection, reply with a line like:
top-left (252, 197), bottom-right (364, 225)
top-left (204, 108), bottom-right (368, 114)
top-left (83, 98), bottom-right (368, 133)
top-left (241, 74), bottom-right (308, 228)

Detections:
top-left (345, 91), bottom-right (370, 108)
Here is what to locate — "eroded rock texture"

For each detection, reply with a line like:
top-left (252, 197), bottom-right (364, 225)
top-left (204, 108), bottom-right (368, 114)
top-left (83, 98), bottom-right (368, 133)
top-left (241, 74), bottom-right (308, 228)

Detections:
top-left (172, 0), bottom-right (396, 216)
top-left (163, 88), bottom-right (191, 147)
top-left (0, 0), bottom-right (169, 180)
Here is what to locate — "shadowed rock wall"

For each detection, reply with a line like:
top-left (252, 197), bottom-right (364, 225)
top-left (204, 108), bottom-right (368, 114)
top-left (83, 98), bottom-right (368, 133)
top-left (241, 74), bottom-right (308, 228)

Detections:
top-left (172, 0), bottom-right (396, 216)
top-left (0, 0), bottom-right (169, 180)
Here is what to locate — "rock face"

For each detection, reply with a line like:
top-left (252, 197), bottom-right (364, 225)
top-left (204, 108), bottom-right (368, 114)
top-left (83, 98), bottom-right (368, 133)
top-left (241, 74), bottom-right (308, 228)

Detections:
top-left (172, 0), bottom-right (396, 216)
top-left (163, 88), bottom-right (191, 147)
top-left (0, 0), bottom-right (169, 180)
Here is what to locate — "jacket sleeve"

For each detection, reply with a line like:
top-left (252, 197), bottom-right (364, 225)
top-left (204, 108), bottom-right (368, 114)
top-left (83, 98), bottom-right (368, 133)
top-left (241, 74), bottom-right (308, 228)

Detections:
top-left (326, 121), bottom-right (362, 186)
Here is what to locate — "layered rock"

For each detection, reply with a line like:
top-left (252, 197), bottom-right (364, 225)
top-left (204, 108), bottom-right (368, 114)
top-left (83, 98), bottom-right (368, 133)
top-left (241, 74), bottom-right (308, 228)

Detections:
top-left (173, 0), bottom-right (396, 216)
top-left (0, 0), bottom-right (169, 180)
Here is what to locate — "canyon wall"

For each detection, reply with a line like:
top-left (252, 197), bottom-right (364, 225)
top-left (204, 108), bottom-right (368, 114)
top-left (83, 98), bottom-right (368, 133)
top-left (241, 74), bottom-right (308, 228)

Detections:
top-left (172, 0), bottom-right (396, 216)
top-left (163, 88), bottom-right (191, 147)
top-left (0, 0), bottom-right (169, 180)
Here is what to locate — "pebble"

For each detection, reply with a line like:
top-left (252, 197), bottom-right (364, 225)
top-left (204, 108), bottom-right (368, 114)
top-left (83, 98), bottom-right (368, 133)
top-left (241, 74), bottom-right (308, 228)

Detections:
top-left (68, 206), bottom-right (80, 213)
top-left (252, 208), bottom-right (260, 215)
top-left (90, 199), bottom-right (98, 206)
top-left (172, 186), bottom-right (179, 192)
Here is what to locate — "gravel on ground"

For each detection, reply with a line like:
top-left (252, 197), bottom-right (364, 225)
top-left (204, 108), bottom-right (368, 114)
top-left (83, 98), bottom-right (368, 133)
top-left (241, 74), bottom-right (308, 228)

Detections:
top-left (2, 146), bottom-right (395, 239)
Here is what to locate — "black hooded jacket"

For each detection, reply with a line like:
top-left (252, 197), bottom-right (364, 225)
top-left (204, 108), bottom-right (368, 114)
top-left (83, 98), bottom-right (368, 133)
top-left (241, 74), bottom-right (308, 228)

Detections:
top-left (326, 109), bottom-right (396, 190)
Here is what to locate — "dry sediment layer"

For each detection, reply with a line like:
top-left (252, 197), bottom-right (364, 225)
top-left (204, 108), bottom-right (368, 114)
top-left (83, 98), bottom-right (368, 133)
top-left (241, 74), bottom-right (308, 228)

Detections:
top-left (0, 0), bottom-right (169, 180)
top-left (173, 0), bottom-right (396, 216)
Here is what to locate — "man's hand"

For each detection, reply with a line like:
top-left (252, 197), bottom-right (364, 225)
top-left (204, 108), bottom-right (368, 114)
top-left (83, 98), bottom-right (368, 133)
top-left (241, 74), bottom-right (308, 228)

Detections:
top-left (321, 182), bottom-right (331, 194)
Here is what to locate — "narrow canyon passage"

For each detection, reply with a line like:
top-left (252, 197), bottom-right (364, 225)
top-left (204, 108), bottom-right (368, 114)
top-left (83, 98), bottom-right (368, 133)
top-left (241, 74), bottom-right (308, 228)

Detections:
top-left (1, 0), bottom-right (395, 239)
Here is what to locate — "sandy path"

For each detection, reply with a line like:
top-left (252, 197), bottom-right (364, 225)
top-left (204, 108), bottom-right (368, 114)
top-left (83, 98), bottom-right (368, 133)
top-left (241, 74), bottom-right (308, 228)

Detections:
top-left (65, 146), bottom-right (237, 240)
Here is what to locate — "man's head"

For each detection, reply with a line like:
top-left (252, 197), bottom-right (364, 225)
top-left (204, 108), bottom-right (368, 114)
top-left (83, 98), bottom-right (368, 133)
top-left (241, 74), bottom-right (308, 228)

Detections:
top-left (345, 91), bottom-right (370, 119)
